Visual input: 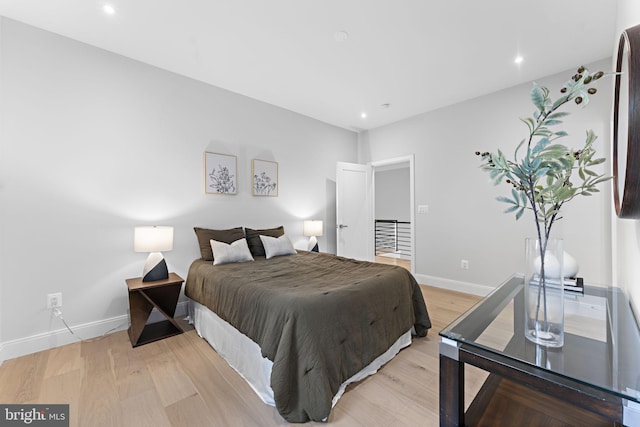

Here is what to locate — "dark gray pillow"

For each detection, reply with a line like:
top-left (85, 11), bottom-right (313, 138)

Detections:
top-left (245, 226), bottom-right (285, 257)
top-left (194, 227), bottom-right (244, 261)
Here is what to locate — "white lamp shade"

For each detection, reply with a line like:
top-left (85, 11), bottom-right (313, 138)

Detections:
top-left (303, 220), bottom-right (323, 237)
top-left (134, 226), bottom-right (174, 252)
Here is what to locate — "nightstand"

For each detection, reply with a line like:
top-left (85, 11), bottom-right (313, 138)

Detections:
top-left (125, 272), bottom-right (184, 347)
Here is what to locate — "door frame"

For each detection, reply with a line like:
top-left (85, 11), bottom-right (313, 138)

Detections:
top-left (371, 155), bottom-right (415, 275)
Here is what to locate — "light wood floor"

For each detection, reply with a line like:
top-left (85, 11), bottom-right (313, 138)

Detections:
top-left (0, 286), bottom-right (483, 427)
top-left (374, 255), bottom-right (411, 271)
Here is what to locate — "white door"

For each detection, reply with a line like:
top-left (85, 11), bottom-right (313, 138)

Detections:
top-left (336, 162), bottom-right (374, 261)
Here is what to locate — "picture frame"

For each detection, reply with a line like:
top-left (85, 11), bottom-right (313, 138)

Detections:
top-left (204, 152), bottom-right (237, 195)
top-left (252, 159), bottom-right (278, 196)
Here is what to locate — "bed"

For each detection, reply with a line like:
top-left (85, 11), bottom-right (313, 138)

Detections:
top-left (185, 226), bottom-right (431, 423)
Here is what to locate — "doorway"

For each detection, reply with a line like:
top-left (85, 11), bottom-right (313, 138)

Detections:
top-left (372, 156), bottom-right (415, 274)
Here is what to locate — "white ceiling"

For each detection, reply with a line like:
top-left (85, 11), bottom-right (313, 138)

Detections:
top-left (0, 1), bottom-right (617, 131)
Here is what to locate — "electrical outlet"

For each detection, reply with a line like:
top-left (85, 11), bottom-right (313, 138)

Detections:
top-left (460, 260), bottom-right (469, 270)
top-left (417, 205), bottom-right (429, 214)
top-left (47, 293), bottom-right (62, 309)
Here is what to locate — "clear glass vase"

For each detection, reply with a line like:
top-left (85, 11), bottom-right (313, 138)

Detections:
top-left (524, 238), bottom-right (564, 347)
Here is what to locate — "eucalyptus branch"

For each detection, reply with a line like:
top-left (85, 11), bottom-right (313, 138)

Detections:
top-left (476, 66), bottom-right (612, 239)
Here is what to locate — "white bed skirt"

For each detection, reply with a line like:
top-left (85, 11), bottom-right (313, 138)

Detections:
top-left (189, 300), bottom-right (412, 409)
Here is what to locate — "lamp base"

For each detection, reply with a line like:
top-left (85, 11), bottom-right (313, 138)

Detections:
top-left (143, 252), bottom-right (169, 282)
top-left (308, 236), bottom-right (319, 252)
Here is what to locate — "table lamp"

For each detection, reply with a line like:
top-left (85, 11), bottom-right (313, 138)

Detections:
top-left (303, 220), bottom-right (323, 252)
top-left (134, 226), bottom-right (174, 282)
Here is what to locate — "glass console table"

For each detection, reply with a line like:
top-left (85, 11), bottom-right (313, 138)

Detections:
top-left (439, 275), bottom-right (640, 426)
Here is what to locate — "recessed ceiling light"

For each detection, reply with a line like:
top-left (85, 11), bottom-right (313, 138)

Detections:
top-left (103, 4), bottom-right (116, 15)
top-left (360, 112), bottom-right (367, 119)
top-left (334, 31), bottom-right (349, 42)
top-left (514, 55), bottom-right (524, 65)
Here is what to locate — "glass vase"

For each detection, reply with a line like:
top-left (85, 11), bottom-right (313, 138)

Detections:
top-left (524, 238), bottom-right (564, 347)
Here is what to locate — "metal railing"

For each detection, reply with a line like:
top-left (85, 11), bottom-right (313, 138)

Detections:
top-left (375, 219), bottom-right (411, 257)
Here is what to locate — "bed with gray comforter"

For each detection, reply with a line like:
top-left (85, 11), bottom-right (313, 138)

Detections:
top-left (185, 250), bottom-right (431, 422)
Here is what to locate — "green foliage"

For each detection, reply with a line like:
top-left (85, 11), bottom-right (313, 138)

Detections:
top-left (476, 67), bottom-right (611, 243)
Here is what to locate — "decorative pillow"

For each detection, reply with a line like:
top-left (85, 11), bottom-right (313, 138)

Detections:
top-left (259, 234), bottom-right (296, 259)
top-left (194, 227), bottom-right (244, 261)
top-left (210, 238), bottom-right (254, 265)
top-left (245, 226), bottom-right (284, 257)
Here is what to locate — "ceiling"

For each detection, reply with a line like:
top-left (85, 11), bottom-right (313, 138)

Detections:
top-left (0, 1), bottom-right (617, 131)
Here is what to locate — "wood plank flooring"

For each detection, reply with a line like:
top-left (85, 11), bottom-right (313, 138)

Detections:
top-left (374, 255), bottom-right (411, 271)
top-left (0, 286), bottom-right (484, 426)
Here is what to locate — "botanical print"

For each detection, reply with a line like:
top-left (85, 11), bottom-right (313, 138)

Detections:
top-left (209, 165), bottom-right (235, 193)
top-left (252, 159), bottom-right (278, 196)
top-left (204, 152), bottom-right (237, 195)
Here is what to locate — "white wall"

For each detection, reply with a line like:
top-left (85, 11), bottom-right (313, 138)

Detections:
top-left (0, 18), bottom-right (357, 361)
top-left (375, 168), bottom-right (410, 222)
top-left (360, 59), bottom-right (613, 291)
top-left (614, 0), bottom-right (640, 315)
top-left (0, 18), bottom-right (4, 358)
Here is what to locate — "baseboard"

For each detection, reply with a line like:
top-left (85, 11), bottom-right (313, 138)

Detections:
top-left (0, 315), bottom-right (129, 363)
top-left (414, 274), bottom-right (494, 296)
top-left (0, 301), bottom-right (189, 364)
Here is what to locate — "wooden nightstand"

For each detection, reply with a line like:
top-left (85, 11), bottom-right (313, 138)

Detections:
top-left (126, 272), bottom-right (184, 347)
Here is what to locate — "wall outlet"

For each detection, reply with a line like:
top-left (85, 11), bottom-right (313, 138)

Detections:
top-left (47, 292), bottom-right (62, 309)
top-left (460, 259), bottom-right (469, 270)
top-left (417, 205), bottom-right (429, 214)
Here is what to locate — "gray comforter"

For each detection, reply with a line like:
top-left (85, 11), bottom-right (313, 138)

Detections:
top-left (185, 251), bottom-right (431, 422)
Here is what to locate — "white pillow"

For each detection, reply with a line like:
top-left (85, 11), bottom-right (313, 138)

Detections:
top-left (259, 234), bottom-right (296, 259)
top-left (210, 238), bottom-right (254, 265)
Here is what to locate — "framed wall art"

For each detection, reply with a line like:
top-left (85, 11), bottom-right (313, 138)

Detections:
top-left (204, 152), bottom-right (237, 195)
top-left (252, 159), bottom-right (278, 196)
